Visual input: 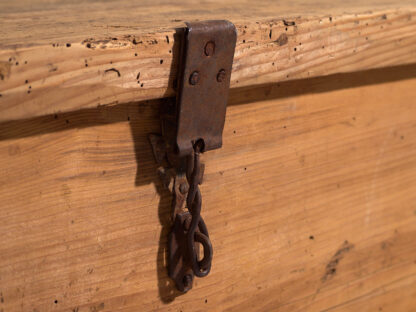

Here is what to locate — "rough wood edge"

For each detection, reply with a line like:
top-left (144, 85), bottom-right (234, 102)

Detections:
top-left (0, 8), bottom-right (416, 122)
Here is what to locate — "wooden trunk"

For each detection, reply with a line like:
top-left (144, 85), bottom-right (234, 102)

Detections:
top-left (1, 1), bottom-right (416, 311)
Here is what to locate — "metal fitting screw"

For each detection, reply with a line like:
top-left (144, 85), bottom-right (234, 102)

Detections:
top-left (179, 183), bottom-right (189, 194)
top-left (189, 71), bottom-right (200, 85)
top-left (204, 41), bottom-right (215, 56)
top-left (217, 69), bottom-right (226, 82)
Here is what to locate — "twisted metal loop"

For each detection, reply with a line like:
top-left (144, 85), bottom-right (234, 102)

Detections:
top-left (186, 142), bottom-right (213, 277)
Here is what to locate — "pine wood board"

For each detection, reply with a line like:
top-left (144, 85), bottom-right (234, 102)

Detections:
top-left (1, 0), bottom-right (416, 121)
top-left (0, 67), bottom-right (416, 311)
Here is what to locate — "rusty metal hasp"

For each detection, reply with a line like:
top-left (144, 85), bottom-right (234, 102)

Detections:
top-left (149, 20), bottom-right (236, 293)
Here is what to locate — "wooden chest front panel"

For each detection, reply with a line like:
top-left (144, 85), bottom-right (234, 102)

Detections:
top-left (0, 68), bottom-right (416, 311)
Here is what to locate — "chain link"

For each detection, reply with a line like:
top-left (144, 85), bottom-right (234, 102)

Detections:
top-left (186, 142), bottom-right (213, 277)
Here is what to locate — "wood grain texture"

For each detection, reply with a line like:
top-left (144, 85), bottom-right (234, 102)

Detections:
top-left (0, 67), bottom-right (416, 311)
top-left (1, 0), bottom-right (416, 121)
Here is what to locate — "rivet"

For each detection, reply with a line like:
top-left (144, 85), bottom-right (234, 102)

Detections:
top-left (204, 41), bottom-right (215, 56)
top-left (189, 71), bottom-right (200, 85)
top-left (216, 69), bottom-right (226, 82)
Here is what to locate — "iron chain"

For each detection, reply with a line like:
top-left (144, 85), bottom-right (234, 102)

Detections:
top-left (185, 142), bottom-right (213, 277)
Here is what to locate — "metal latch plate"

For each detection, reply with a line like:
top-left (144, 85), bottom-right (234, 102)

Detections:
top-left (174, 20), bottom-right (237, 156)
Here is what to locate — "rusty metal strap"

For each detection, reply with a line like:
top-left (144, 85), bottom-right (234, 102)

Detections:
top-left (174, 20), bottom-right (237, 156)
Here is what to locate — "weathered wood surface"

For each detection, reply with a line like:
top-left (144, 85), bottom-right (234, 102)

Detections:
top-left (0, 66), bottom-right (416, 311)
top-left (1, 0), bottom-right (416, 121)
